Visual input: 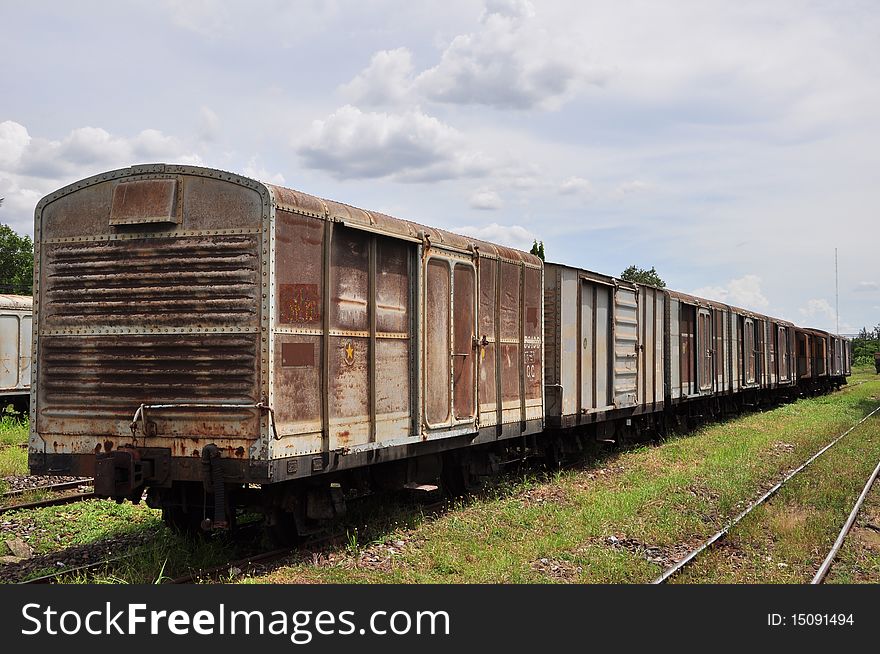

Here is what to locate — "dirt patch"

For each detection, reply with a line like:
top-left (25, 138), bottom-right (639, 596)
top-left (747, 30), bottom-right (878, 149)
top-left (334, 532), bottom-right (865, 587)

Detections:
top-left (531, 556), bottom-right (582, 581)
top-left (519, 484), bottom-right (569, 508)
top-left (686, 483), bottom-right (720, 502)
top-left (853, 525), bottom-right (880, 551)
top-left (301, 536), bottom-right (421, 573)
top-left (598, 533), bottom-right (704, 569)
top-left (770, 442), bottom-right (795, 456)
top-left (769, 505), bottom-right (812, 535)
top-left (569, 464), bottom-right (627, 490)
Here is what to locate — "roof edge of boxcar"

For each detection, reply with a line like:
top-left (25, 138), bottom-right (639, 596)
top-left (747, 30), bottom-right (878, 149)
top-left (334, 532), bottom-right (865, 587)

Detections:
top-left (542, 260), bottom-right (637, 288)
top-left (265, 181), bottom-right (542, 266)
top-left (0, 294), bottom-right (33, 310)
top-left (33, 164), bottom-right (542, 267)
top-left (33, 163), bottom-right (271, 216)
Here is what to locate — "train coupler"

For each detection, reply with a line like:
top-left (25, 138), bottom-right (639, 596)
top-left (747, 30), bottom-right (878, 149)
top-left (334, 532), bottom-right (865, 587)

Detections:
top-left (94, 446), bottom-right (171, 502)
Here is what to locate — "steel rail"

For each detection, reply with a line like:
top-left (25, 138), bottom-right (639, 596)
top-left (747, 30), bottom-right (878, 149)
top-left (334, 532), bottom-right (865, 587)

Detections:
top-left (0, 491), bottom-right (96, 515)
top-left (167, 547), bottom-right (295, 584)
top-left (811, 455), bottom-right (880, 584)
top-left (18, 555), bottom-right (133, 585)
top-left (652, 403), bottom-right (880, 584)
top-left (1, 479), bottom-right (92, 499)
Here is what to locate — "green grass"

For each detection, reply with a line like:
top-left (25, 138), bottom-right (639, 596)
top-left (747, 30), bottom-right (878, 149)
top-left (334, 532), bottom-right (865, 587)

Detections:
top-left (246, 367), bottom-right (880, 584)
top-left (824, 477), bottom-right (880, 584)
top-left (2, 367), bottom-right (877, 584)
top-left (1, 499), bottom-right (257, 583)
top-left (0, 413), bottom-right (29, 492)
top-left (672, 413), bottom-right (880, 583)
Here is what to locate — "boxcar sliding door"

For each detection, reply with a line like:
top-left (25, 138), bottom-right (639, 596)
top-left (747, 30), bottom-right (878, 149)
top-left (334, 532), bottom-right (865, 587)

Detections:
top-left (697, 308), bottom-right (713, 393)
top-left (452, 263), bottom-right (476, 423)
top-left (424, 256), bottom-right (477, 431)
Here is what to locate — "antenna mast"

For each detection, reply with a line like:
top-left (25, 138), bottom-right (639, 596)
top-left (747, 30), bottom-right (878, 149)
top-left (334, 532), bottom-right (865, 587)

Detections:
top-left (835, 247), bottom-right (839, 334)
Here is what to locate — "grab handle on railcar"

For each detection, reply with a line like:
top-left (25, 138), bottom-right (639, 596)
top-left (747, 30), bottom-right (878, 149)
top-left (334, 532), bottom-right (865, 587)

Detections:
top-left (129, 402), bottom-right (281, 440)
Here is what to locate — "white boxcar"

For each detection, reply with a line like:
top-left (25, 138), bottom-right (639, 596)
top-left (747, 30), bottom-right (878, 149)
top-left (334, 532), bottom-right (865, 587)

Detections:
top-left (0, 294), bottom-right (33, 400)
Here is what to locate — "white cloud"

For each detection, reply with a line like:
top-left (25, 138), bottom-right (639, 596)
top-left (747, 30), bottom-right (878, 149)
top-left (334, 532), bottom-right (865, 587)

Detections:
top-left (469, 188), bottom-right (502, 210)
top-left (409, 0), bottom-right (604, 110)
top-left (692, 275), bottom-right (770, 312)
top-left (243, 156), bottom-right (285, 185)
top-left (296, 105), bottom-right (493, 182)
top-left (612, 180), bottom-right (656, 198)
top-left (0, 120), bottom-right (203, 234)
top-left (558, 176), bottom-right (593, 196)
top-left (799, 298), bottom-right (836, 323)
top-left (0, 121), bottom-right (30, 168)
top-left (340, 48), bottom-right (416, 107)
top-left (854, 281), bottom-right (879, 293)
top-left (453, 222), bottom-right (536, 250)
top-left (198, 106), bottom-right (221, 143)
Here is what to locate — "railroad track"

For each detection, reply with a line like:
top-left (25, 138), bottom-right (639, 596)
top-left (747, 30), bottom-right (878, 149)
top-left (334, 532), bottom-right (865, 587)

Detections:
top-left (166, 496), bottom-right (449, 584)
top-left (811, 454), bottom-right (880, 584)
top-left (18, 555), bottom-right (133, 585)
top-left (0, 480), bottom-right (95, 515)
top-left (652, 403), bottom-right (880, 584)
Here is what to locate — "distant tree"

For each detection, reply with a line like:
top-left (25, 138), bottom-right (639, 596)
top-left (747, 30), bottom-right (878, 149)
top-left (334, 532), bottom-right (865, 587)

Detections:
top-left (530, 240), bottom-right (545, 261)
top-left (0, 224), bottom-right (34, 295)
top-left (620, 265), bottom-right (665, 288)
top-left (852, 324), bottom-right (880, 367)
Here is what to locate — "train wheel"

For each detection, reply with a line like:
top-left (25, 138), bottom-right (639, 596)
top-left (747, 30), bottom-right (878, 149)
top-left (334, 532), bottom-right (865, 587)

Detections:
top-left (162, 505), bottom-right (205, 536)
top-left (265, 507), bottom-right (301, 547)
top-left (440, 451), bottom-right (472, 497)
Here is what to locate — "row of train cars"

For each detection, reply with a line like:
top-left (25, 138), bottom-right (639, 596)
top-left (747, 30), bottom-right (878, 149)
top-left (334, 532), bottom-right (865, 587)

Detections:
top-left (20, 165), bottom-right (851, 535)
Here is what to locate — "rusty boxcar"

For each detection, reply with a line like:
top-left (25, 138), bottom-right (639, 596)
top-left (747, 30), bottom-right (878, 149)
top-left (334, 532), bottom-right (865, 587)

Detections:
top-left (0, 294), bottom-right (33, 411)
top-left (29, 164), bottom-right (543, 534)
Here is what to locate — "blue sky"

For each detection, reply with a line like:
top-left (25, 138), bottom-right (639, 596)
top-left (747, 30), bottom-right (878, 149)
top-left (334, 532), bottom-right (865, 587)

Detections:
top-left (1, 0), bottom-right (878, 332)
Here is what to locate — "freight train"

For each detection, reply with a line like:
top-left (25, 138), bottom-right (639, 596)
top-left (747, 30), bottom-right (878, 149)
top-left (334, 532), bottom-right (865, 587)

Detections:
top-left (28, 165), bottom-right (851, 538)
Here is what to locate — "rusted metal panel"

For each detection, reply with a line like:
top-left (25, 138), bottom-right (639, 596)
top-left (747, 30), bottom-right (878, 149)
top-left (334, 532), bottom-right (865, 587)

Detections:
top-left (375, 338), bottom-right (410, 438)
top-left (273, 334), bottom-right (322, 444)
top-left (272, 210), bottom-right (324, 447)
top-left (109, 179), bottom-right (178, 225)
top-left (453, 263), bottom-right (476, 420)
top-left (327, 227), bottom-right (371, 449)
top-left (669, 297), bottom-right (681, 399)
top-left (375, 237), bottom-right (411, 441)
top-left (697, 309), bottom-right (712, 392)
top-left (499, 261), bottom-right (521, 423)
top-left (41, 235), bottom-right (259, 329)
top-left (424, 258), bottom-right (450, 426)
top-left (478, 256), bottom-right (497, 423)
top-left (33, 168), bottom-right (267, 468)
top-left (714, 308), bottom-right (725, 391)
top-left (777, 325), bottom-right (790, 382)
top-left (0, 295), bottom-right (32, 394)
top-left (523, 266), bottom-right (542, 413)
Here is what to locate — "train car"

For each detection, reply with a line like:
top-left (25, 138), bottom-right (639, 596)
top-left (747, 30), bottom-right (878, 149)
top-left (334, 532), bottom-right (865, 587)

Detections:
top-left (807, 328), bottom-right (850, 390)
top-left (665, 291), bottom-right (735, 404)
top-left (29, 164), bottom-right (543, 534)
top-left (0, 294), bottom-right (33, 412)
top-left (543, 264), bottom-right (663, 437)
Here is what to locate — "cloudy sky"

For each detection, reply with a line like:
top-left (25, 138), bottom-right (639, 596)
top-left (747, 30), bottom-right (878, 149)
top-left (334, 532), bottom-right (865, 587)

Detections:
top-left (1, 0), bottom-right (878, 332)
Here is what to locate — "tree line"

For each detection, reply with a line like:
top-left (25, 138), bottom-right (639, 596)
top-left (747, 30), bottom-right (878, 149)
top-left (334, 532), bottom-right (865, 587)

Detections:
top-left (852, 325), bottom-right (880, 366)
